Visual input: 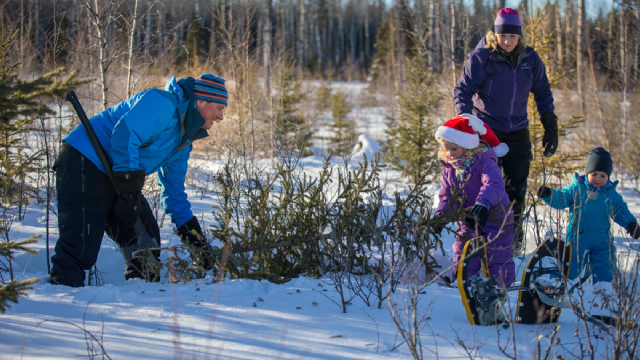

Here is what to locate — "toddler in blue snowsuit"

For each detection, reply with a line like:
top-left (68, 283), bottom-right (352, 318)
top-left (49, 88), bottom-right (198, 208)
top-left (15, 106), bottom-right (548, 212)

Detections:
top-left (537, 147), bottom-right (640, 283)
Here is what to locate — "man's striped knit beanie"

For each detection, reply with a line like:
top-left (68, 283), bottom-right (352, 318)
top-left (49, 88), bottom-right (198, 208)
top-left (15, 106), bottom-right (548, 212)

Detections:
top-left (194, 74), bottom-right (228, 107)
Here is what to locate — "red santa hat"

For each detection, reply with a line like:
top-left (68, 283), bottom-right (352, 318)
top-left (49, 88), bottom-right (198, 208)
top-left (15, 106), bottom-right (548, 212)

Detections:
top-left (435, 114), bottom-right (509, 157)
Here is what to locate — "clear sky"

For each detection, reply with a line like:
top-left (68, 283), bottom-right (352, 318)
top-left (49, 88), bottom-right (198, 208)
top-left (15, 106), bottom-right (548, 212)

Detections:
top-left (504, 0), bottom-right (612, 19)
top-left (397, 0), bottom-right (614, 20)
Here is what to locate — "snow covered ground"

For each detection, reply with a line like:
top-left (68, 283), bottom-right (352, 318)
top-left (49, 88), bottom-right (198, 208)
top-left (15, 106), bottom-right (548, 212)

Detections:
top-left (3, 83), bottom-right (640, 359)
top-left (4, 147), bottom-right (640, 359)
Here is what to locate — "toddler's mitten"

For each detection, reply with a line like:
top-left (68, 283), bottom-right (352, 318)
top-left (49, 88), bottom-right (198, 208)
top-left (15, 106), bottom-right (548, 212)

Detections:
top-left (627, 222), bottom-right (640, 240)
top-left (537, 186), bottom-right (552, 199)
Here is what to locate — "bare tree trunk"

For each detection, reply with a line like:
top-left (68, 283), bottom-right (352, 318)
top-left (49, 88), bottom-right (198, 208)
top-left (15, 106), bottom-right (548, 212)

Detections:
top-left (34, 0), bottom-right (41, 59)
top-left (621, 4), bottom-right (629, 149)
top-left (450, 0), bottom-right (457, 90)
top-left (144, 0), bottom-right (153, 61)
top-left (313, 1), bottom-right (323, 72)
top-left (565, 0), bottom-right (572, 69)
top-left (350, 0), bottom-right (357, 75)
top-left (157, 2), bottom-right (164, 56)
top-left (608, 2), bottom-right (613, 70)
top-left (127, 0), bottom-right (140, 98)
top-left (264, 0), bottom-right (272, 94)
top-left (82, 0), bottom-right (110, 110)
top-left (364, 0), bottom-right (369, 61)
top-left (298, 0), bottom-right (305, 72)
top-left (576, 0), bottom-right (586, 115)
top-left (463, 11), bottom-right (470, 57)
top-left (338, 3), bottom-right (344, 67)
top-left (396, 0), bottom-right (404, 90)
top-left (428, 0), bottom-right (436, 71)
top-left (587, 39), bottom-right (609, 151)
top-left (209, 0), bottom-right (216, 61)
top-left (635, 5), bottom-right (640, 83)
top-left (20, 0), bottom-right (25, 68)
top-left (556, 0), bottom-right (563, 70)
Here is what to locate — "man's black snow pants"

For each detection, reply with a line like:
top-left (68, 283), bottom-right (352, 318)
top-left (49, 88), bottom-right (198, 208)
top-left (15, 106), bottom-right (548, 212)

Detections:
top-left (492, 128), bottom-right (532, 250)
top-left (50, 143), bottom-right (160, 287)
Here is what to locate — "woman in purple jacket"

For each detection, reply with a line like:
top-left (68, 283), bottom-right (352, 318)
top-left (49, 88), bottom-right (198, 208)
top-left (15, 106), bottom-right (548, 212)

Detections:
top-left (454, 8), bottom-right (557, 254)
top-left (435, 115), bottom-right (515, 286)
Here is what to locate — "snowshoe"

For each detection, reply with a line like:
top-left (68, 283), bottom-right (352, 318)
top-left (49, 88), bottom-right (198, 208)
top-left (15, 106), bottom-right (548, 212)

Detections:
top-left (457, 237), bottom-right (506, 325)
top-left (515, 237), bottom-right (571, 324)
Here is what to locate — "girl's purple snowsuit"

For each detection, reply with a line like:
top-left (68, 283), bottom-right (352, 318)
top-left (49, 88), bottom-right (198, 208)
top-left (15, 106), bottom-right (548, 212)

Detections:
top-left (436, 144), bottom-right (516, 286)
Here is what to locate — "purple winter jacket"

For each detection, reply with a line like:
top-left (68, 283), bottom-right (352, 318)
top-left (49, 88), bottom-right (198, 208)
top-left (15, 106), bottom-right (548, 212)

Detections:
top-left (454, 38), bottom-right (554, 133)
top-left (436, 144), bottom-right (516, 285)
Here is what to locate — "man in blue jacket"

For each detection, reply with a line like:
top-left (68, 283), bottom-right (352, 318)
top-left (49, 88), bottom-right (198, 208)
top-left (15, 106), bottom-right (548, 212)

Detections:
top-left (50, 74), bottom-right (227, 287)
top-left (454, 8), bottom-right (558, 254)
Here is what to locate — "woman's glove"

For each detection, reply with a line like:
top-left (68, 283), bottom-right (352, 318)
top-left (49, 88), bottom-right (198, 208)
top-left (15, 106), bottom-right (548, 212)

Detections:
top-left (627, 222), bottom-right (640, 240)
top-left (540, 112), bottom-right (558, 157)
top-left (465, 204), bottom-right (489, 232)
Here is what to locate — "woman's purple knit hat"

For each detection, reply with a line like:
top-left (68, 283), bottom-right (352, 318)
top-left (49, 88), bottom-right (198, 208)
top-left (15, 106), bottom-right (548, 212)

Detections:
top-left (494, 8), bottom-right (522, 35)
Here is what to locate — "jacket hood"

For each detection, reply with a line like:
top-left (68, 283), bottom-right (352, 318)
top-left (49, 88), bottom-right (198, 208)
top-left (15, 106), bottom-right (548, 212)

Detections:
top-left (165, 77), bottom-right (209, 147)
top-left (576, 173), bottom-right (618, 192)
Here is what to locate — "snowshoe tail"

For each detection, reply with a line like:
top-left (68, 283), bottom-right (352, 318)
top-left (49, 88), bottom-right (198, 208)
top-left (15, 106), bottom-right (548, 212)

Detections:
top-left (515, 237), bottom-right (572, 324)
top-left (457, 237), bottom-right (491, 325)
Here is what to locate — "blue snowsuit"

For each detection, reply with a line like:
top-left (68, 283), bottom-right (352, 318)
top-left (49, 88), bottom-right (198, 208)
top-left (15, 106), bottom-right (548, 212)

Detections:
top-left (540, 173), bottom-right (637, 283)
top-left (51, 76), bottom-right (208, 286)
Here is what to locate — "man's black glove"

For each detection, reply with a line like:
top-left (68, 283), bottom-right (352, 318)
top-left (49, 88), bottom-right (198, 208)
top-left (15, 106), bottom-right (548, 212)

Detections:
top-left (537, 186), bottom-right (552, 199)
top-left (112, 170), bottom-right (146, 227)
top-left (176, 216), bottom-right (215, 271)
top-left (540, 112), bottom-right (559, 157)
top-left (465, 204), bottom-right (489, 232)
top-left (627, 222), bottom-right (640, 240)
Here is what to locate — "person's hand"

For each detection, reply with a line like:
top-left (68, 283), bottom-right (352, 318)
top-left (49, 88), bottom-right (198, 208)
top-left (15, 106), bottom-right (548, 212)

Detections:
top-left (112, 170), bottom-right (146, 227)
top-left (176, 216), bottom-right (215, 271)
top-left (627, 222), bottom-right (640, 240)
top-left (537, 186), bottom-right (552, 199)
top-left (431, 213), bottom-right (446, 235)
top-left (465, 204), bottom-right (489, 232)
top-left (540, 112), bottom-right (558, 157)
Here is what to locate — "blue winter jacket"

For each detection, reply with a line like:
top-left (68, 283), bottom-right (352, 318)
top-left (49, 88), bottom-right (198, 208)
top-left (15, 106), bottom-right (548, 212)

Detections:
top-left (454, 38), bottom-right (554, 133)
top-left (541, 173), bottom-right (637, 245)
top-left (64, 77), bottom-right (208, 227)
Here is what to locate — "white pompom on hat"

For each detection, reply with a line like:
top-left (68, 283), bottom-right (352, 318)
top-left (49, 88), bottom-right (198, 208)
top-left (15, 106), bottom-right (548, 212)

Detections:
top-left (435, 114), bottom-right (509, 157)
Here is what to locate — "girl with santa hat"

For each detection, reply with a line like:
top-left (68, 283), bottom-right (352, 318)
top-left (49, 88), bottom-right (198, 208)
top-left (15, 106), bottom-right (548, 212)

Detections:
top-left (434, 114), bottom-right (515, 286)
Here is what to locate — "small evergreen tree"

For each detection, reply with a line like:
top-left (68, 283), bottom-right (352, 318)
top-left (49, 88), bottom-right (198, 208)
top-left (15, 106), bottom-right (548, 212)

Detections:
top-left (523, 9), bottom-right (584, 193)
top-left (384, 40), bottom-right (444, 184)
top-left (271, 68), bottom-right (313, 157)
top-left (315, 79), bottom-right (333, 112)
top-left (0, 25), bottom-right (87, 305)
top-left (0, 30), bottom-right (86, 216)
top-left (0, 218), bottom-right (40, 313)
top-left (328, 90), bottom-right (356, 156)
